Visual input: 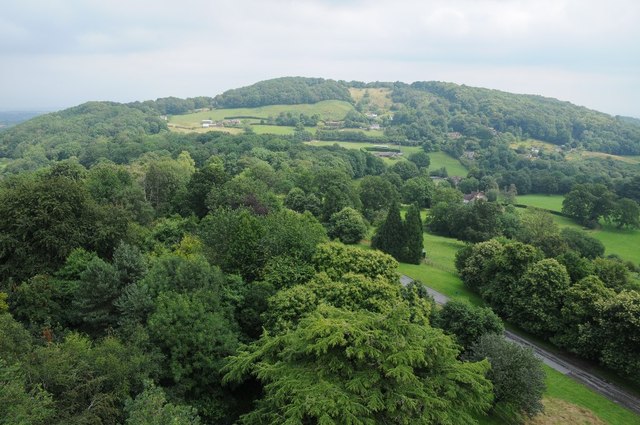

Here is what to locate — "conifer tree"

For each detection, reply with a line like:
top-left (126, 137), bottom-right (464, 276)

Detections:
top-left (371, 201), bottom-right (404, 260)
top-left (402, 203), bottom-right (424, 264)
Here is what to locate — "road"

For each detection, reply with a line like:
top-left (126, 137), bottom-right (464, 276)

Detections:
top-left (399, 274), bottom-right (640, 415)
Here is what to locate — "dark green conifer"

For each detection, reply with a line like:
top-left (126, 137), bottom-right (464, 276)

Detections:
top-left (402, 203), bottom-right (424, 264)
top-left (372, 201), bottom-right (404, 260)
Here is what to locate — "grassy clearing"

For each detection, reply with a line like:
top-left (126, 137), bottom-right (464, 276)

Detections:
top-left (544, 366), bottom-right (640, 425)
top-left (429, 151), bottom-right (468, 177)
top-left (167, 124), bottom-right (243, 134)
top-left (168, 100), bottom-right (354, 129)
top-left (515, 201), bottom-right (640, 265)
top-left (348, 87), bottom-right (392, 109)
top-left (509, 139), bottom-right (559, 152)
top-left (250, 125), bottom-right (296, 135)
top-left (516, 194), bottom-right (564, 212)
top-left (397, 232), bottom-right (482, 306)
top-left (304, 140), bottom-right (422, 164)
top-left (566, 150), bottom-right (640, 165)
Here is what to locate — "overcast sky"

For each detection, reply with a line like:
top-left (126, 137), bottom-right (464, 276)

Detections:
top-left (1, 0), bottom-right (639, 117)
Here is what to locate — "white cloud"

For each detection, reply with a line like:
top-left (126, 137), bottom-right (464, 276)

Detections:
top-left (0, 0), bottom-right (639, 116)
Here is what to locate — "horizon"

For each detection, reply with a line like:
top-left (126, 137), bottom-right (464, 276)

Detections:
top-left (2, 76), bottom-right (639, 120)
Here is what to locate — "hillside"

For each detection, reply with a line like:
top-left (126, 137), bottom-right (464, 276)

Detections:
top-left (213, 76), bottom-right (352, 108)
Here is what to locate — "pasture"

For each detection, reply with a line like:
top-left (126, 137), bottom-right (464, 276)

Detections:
top-left (349, 87), bottom-right (393, 110)
top-left (167, 100), bottom-right (354, 130)
top-left (515, 196), bottom-right (640, 264)
top-left (429, 151), bottom-right (468, 176)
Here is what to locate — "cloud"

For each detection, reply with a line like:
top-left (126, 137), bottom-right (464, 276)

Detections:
top-left (0, 0), bottom-right (639, 116)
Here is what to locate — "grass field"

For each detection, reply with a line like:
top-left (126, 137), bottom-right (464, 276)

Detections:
top-left (429, 151), bottom-right (468, 176)
top-left (510, 139), bottom-right (559, 153)
top-left (349, 87), bottom-right (392, 110)
top-left (168, 100), bottom-right (354, 129)
top-left (566, 150), bottom-right (640, 165)
top-left (304, 140), bottom-right (422, 164)
top-left (395, 229), bottom-right (640, 424)
top-left (515, 195), bottom-right (640, 264)
top-left (516, 194), bottom-right (564, 212)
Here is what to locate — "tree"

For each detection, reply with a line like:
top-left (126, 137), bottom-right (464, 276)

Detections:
top-left (511, 259), bottom-right (571, 337)
top-left (358, 175), bottom-right (398, 220)
top-left (185, 156), bottom-right (228, 218)
top-left (199, 208), bottom-right (265, 281)
top-left (313, 242), bottom-right (399, 283)
top-left (371, 201), bottom-right (405, 260)
top-left (401, 204), bottom-right (424, 264)
top-left (560, 228), bottom-right (604, 259)
top-left (224, 305), bottom-right (493, 425)
top-left (390, 160), bottom-right (420, 181)
top-left (0, 173), bottom-right (98, 285)
top-left (408, 151), bottom-right (431, 168)
top-left (554, 276), bottom-right (614, 358)
top-left (562, 184), bottom-right (616, 227)
top-left (593, 257), bottom-right (630, 291)
top-left (148, 290), bottom-right (239, 422)
top-left (434, 300), bottom-right (504, 350)
top-left (0, 359), bottom-right (54, 425)
top-left (468, 334), bottom-right (545, 419)
top-left (611, 198), bottom-right (640, 229)
top-left (125, 381), bottom-right (201, 425)
top-left (596, 290), bottom-right (640, 382)
top-left (328, 207), bottom-right (368, 244)
top-left (401, 176), bottom-right (435, 208)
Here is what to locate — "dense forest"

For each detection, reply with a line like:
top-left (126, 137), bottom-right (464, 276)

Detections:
top-left (213, 77), bottom-right (352, 108)
top-left (1, 77), bottom-right (639, 424)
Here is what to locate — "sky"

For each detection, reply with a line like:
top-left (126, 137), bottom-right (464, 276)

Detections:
top-left (1, 0), bottom-right (639, 117)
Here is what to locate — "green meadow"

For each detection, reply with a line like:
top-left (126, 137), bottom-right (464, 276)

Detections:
top-left (516, 195), bottom-right (640, 264)
top-left (428, 151), bottom-right (468, 176)
top-left (168, 100), bottom-right (354, 129)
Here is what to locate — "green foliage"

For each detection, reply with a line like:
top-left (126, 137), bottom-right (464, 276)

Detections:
top-left (562, 183), bottom-right (617, 227)
top-left (408, 151), bottom-right (431, 168)
top-left (358, 175), bottom-right (399, 219)
top-left (401, 204), bottom-right (424, 264)
top-left (0, 101), bottom-right (166, 166)
top-left (371, 201), bottom-right (405, 260)
top-left (554, 276), bottom-right (614, 358)
top-left (125, 381), bottom-right (201, 425)
top-left (560, 227), bottom-right (605, 259)
top-left (511, 259), bottom-right (571, 336)
top-left (199, 208), bottom-right (265, 280)
top-left (434, 300), bottom-right (504, 349)
top-left (313, 242), bottom-right (399, 283)
top-left (224, 305), bottom-right (493, 425)
top-left (148, 290), bottom-right (239, 421)
top-left (213, 77), bottom-right (352, 108)
top-left (468, 334), bottom-right (546, 419)
top-left (0, 359), bottom-right (54, 425)
top-left (401, 176), bottom-right (435, 208)
top-left (596, 290), bottom-right (640, 382)
top-left (328, 207), bottom-right (368, 244)
top-left (23, 333), bottom-right (154, 425)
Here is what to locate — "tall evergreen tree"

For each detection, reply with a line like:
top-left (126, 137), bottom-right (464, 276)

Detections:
top-left (401, 203), bottom-right (424, 264)
top-left (371, 201), bottom-right (404, 260)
